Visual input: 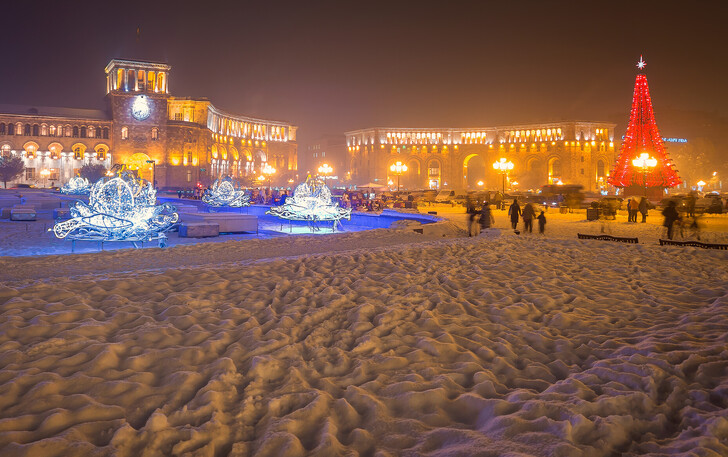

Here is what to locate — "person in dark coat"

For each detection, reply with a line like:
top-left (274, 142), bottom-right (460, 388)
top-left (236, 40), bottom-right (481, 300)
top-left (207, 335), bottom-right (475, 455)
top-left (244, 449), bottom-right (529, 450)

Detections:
top-left (522, 202), bottom-right (536, 233)
top-left (537, 211), bottom-right (546, 234)
top-left (466, 195), bottom-right (478, 237)
top-left (638, 197), bottom-right (649, 223)
top-left (662, 200), bottom-right (680, 240)
top-left (508, 198), bottom-right (521, 231)
top-left (480, 203), bottom-right (494, 232)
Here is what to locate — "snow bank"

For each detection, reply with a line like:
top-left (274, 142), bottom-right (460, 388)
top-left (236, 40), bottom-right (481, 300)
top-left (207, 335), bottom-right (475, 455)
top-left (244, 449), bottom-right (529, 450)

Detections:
top-left (1, 230), bottom-right (727, 455)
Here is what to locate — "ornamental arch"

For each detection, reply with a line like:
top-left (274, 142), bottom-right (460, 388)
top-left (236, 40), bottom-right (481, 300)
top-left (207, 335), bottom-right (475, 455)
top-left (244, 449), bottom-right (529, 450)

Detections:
top-left (463, 153), bottom-right (486, 189)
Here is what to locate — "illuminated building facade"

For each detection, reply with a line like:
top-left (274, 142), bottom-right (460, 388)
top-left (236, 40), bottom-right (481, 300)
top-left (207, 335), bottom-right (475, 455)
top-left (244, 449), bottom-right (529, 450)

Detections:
top-left (0, 59), bottom-right (297, 188)
top-left (346, 121), bottom-right (616, 191)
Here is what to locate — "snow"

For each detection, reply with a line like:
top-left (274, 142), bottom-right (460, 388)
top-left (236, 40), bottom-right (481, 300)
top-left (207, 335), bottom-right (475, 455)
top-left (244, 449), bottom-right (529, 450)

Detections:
top-left (1, 204), bottom-right (727, 456)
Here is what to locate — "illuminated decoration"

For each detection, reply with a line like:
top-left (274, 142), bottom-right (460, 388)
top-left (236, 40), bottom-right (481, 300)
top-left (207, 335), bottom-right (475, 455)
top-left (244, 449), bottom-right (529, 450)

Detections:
top-left (202, 176), bottom-right (250, 207)
top-left (609, 57), bottom-right (681, 189)
top-left (53, 171), bottom-right (178, 244)
top-left (131, 95), bottom-right (151, 120)
top-left (390, 161), bottom-right (408, 190)
top-left (266, 175), bottom-right (351, 230)
top-left (493, 158), bottom-right (514, 194)
top-left (60, 176), bottom-right (91, 194)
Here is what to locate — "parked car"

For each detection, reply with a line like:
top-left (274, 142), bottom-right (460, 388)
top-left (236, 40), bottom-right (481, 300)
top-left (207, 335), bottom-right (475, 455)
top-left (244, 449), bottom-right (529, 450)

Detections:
top-left (695, 194), bottom-right (724, 214)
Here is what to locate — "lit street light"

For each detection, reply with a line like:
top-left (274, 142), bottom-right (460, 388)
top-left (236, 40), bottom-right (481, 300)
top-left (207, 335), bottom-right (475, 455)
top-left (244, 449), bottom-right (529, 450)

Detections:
top-left (40, 169), bottom-right (50, 188)
top-left (632, 152), bottom-right (657, 196)
top-left (389, 161), bottom-right (408, 191)
top-left (260, 163), bottom-right (276, 191)
top-left (318, 163), bottom-right (333, 179)
top-left (146, 159), bottom-right (156, 188)
top-left (492, 158), bottom-right (514, 195)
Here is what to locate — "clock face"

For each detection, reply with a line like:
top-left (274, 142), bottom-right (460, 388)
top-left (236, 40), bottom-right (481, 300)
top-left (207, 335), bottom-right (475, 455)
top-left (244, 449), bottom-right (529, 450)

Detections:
top-left (131, 95), bottom-right (151, 121)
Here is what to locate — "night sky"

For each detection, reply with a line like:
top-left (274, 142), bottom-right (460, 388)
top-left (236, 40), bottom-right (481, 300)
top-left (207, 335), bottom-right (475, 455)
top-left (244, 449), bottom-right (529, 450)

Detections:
top-left (3, 0), bottom-right (727, 145)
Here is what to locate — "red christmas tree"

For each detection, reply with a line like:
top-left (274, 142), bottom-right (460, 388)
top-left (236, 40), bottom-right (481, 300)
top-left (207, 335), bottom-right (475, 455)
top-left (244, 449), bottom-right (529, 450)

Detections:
top-left (608, 57), bottom-right (681, 189)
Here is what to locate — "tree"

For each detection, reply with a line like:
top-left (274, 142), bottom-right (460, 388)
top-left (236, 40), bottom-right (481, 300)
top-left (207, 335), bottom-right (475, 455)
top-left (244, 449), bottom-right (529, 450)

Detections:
top-left (0, 155), bottom-right (25, 188)
top-left (79, 163), bottom-right (108, 184)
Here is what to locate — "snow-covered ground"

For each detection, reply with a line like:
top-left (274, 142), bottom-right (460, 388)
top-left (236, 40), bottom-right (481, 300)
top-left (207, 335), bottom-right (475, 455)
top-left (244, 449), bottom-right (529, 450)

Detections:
top-left (1, 207), bottom-right (727, 456)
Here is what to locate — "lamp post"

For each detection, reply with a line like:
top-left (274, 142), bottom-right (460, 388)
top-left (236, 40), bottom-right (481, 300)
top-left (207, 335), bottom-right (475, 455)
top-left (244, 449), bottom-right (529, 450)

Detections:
top-left (632, 152), bottom-right (657, 196)
top-left (696, 180), bottom-right (706, 192)
top-left (260, 163), bottom-right (276, 191)
top-left (492, 158), bottom-right (514, 195)
top-left (40, 169), bottom-right (50, 188)
top-left (389, 161), bottom-right (408, 191)
top-left (145, 159), bottom-right (156, 188)
top-left (318, 163), bottom-right (333, 180)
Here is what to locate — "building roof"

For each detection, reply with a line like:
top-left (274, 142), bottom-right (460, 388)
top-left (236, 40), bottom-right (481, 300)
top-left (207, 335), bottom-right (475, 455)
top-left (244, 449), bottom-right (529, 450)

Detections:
top-left (0, 104), bottom-right (110, 121)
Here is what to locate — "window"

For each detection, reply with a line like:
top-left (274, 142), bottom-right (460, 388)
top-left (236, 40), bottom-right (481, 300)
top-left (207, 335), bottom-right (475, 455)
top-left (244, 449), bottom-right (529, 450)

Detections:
top-left (97, 149), bottom-right (106, 160)
top-left (121, 127), bottom-right (128, 140)
top-left (103, 128), bottom-right (109, 139)
top-left (25, 168), bottom-right (35, 180)
top-left (65, 126), bottom-right (72, 137)
top-left (1, 144), bottom-right (10, 157)
top-left (186, 170), bottom-right (192, 182)
top-left (187, 151), bottom-right (193, 163)
top-left (581, 156), bottom-right (584, 162)
top-left (49, 125), bottom-right (56, 136)
top-left (7, 124), bottom-right (13, 135)
top-left (174, 113), bottom-right (183, 121)
top-left (74, 147), bottom-right (83, 160)
top-left (80, 127), bottom-right (87, 138)
top-left (0, 124), bottom-right (4, 135)
top-left (49, 169), bottom-right (59, 181)
top-left (24, 124), bottom-right (31, 136)
top-left (32, 125), bottom-right (39, 136)
top-left (88, 126), bottom-right (95, 138)
top-left (72, 126), bottom-right (79, 138)
top-left (41, 125), bottom-right (47, 136)
top-left (580, 168), bottom-right (584, 175)
top-left (151, 127), bottom-right (159, 140)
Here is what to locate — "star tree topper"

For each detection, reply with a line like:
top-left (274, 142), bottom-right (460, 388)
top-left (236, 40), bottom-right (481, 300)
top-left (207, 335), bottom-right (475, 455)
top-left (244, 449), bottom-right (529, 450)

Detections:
top-left (637, 55), bottom-right (646, 70)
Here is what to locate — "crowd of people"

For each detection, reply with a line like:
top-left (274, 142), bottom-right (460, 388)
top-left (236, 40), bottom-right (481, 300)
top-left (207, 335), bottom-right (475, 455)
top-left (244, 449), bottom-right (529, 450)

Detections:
top-left (466, 196), bottom-right (547, 237)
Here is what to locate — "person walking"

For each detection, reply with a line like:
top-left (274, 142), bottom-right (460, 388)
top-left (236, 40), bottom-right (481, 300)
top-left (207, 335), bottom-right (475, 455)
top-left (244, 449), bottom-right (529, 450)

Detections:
top-left (638, 197), bottom-right (649, 223)
top-left (508, 198), bottom-right (521, 232)
top-left (479, 202), bottom-right (494, 233)
top-left (466, 195), bottom-right (478, 237)
top-left (522, 202), bottom-right (536, 233)
top-left (662, 200), bottom-right (680, 240)
top-left (537, 211), bottom-right (546, 234)
top-left (628, 197), bottom-right (638, 222)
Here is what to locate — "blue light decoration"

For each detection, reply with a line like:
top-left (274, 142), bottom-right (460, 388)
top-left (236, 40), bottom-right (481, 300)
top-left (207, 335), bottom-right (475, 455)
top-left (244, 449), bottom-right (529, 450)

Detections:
top-left (202, 176), bottom-right (250, 207)
top-left (266, 176), bottom-right (351, 230)
top-left (53, 171), bottom-right (178, 245)
top-left (60, 176), bottom-right (91, 194)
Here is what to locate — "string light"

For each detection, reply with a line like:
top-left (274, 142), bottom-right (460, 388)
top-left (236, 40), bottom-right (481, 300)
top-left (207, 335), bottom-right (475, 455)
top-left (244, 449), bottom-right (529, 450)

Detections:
top-left (60, 176), bottom-right (91, 195)
top-left (202, 176), bottom-right (250, 207)
top-left (608, 58), bottom-right (681, 189)
top-left (53, 171), bottom-right (178, 242)
top-left (267, 175), bottom-right (351, 229)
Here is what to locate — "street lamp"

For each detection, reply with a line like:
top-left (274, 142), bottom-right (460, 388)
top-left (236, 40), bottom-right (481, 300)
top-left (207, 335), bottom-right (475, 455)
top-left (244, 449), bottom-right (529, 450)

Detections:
top-left (632, 152), bottom-right (657, 196)
top-left (260, 163), bottom-right (276, 191)
top-left (318, 163), bottom-right (333, 180)
top-left (40, 169), bottom-right (50, 188)
top-left (697, 180), bottom-right (706, 191)
top-left (389, 161), bottom-right (408, 191)
top-left (492, 158), bottom-right (514, 195)
top-left (146, 159), bottom-right (156, 188)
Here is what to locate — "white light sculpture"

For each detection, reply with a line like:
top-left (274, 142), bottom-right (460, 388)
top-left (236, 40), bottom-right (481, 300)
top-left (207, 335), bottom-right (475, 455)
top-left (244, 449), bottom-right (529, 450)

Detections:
top-left (54, 171), bottom-right (178, 244)
top-left (60, 176), bottom-right (91, 195)
top-left (266, 176), bottom-right (351, 230)
top-left (202, 176), bottom-right (250, 207)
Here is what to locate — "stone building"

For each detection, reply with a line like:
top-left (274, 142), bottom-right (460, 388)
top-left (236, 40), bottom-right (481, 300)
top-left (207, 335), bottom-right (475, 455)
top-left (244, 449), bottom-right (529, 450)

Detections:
top-left (303, 135), bottom-right (348, 182)
top-left (0, 59), bottom-right (297, 188)
top-left (345, 121), bottom-right (616, 192)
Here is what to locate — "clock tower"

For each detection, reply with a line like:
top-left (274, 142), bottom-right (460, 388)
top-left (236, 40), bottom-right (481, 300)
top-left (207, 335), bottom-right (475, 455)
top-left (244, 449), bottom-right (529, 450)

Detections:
top-left (105, 59), bottom-right (171, 184)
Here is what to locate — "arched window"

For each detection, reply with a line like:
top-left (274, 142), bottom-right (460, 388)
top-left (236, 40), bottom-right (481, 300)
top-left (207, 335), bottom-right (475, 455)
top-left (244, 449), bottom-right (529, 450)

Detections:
top-left (32, 125), bottom-right (39, 136)
top-left (65, 125), bottom-right (72, 137)
top-left (96, 148), bottom-right (106, 161)
top-left (41, 124), bottom-right (47, 136)
top-left (80, 127), bottom-right (87, 138)
top-left (88, 126), bottom-right (95, 138)
top-left (0, 124), bottom-right (5, 135)
top-left (597, 160), bottom-right (605, 178)
top-left (151, 127), bottom-right (159, 140)
top-left (121, 127), bottom-right (128, 140)
top-left (7, 124), bottom-right (13, 135)
top-left (49, 125), bottom-right (56, 136)
top-left (24, 124), bottom-right (31, 136)
top-left (103, 128), bottom-right (109, 139)
top-left (1, 144), bottom-right (11, 157)
top-left (72, 126), bottom-right (79, 138)
top-left (73, 145), bottom-right (85, 160)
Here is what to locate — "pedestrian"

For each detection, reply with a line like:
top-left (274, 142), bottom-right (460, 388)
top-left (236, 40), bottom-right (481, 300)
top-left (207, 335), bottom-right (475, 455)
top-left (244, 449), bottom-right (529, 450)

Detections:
top-left (628, 197), bottom-right (639, 222)
top-left (466, 195), bottom-right (478, 237)
top-left (508, 198), bottom-right (521, 232)
top-left (522, 202), bottom-right (536, 233)
top-left (686, 193), bottom-right (696, 218)
top-left (537, 211), bottom-right (546, 234)
top-left (479, 202), bottom-right (494, 232)
top-left (662, 200), bottom-right (680, 240)
top-left (177, 190), bottom-right (182, 199)
top-left (638, 197), bottom-right (649, 223)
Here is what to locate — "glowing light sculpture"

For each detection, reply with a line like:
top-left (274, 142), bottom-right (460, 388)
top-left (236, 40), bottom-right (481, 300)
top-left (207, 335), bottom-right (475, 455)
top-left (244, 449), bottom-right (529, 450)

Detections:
top-left (60, 176), bottom-right (91, 195)
top-left (202, 176), bottom-right (250, 207)
top-left (53, 171), bottom-right (178, 245)
top-left (266, 176), bottom-right (351, 231)
top-left (609, 56), bottom-right (681, 190)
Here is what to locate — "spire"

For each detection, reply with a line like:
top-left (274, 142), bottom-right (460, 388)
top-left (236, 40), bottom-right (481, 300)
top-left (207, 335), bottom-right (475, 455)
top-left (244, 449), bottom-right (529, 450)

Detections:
top-left (608, 59), bottom-right (681, 189)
